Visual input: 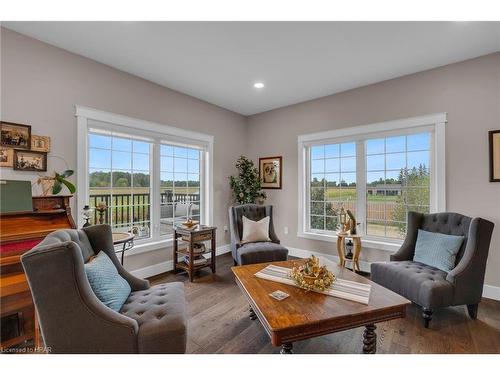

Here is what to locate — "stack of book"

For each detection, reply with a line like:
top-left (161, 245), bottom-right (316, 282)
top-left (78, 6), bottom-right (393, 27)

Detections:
top-left (184, 254), bottom-right (207, 266)
top-left (254, 264), bottom-right (371, 304)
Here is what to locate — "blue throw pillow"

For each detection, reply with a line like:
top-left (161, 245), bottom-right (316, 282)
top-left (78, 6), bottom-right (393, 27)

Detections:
top-left (413, 229), bottom-right (464, 272)
top-left (84, 251), bottom-right (131, 312)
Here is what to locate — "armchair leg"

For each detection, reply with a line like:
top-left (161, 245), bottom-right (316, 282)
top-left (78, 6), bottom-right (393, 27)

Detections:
top-left (422, 307), bottom-right (433, 328)
top-left (467, 304), bottom-right (478, 320)
top-left (234, 259), bottom-right (238, 266)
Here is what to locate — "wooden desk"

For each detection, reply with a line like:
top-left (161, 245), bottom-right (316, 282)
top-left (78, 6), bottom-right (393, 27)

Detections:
top-left (0, 195), bottom-right (75, 351)
top-left (0, 271), bottom-right (40, 349)
top-left (232, 260), bottom-right (409, 354)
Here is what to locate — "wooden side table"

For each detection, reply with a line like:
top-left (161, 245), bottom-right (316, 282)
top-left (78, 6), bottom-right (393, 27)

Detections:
top-left (336, 233), bottom-right (363, 273)
top-left (173, 225), bottom-right (216, 282)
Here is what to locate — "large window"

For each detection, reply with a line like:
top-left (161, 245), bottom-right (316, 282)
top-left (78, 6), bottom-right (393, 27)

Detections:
top-left (76, 106), bottom-right (213, 248)
top-left (310, 142), bottom-right (357, 232)
top-left (365, 133), bottom-right (430, 239)
top-left (299, 113), bottom-right (446, 248)
top-left (160, 144), bottom-right (201, 236)
top-left (88, 131), bottom-right (152, 238)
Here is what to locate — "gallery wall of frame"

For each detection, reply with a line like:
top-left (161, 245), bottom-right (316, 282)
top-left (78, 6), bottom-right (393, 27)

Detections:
top-left (0, 121), bottom-right (51, 171)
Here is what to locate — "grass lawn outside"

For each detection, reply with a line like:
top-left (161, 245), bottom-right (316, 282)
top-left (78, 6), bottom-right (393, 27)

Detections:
top-left (325, 187), bottom-right (398, 202)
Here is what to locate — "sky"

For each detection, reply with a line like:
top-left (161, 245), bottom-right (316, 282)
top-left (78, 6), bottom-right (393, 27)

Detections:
top-left (89, 132), bottom-right (429, 186)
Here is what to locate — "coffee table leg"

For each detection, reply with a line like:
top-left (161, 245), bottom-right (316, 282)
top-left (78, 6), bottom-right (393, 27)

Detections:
top-left (362, 324), bottom-right (377, 354)
top-left (249, 306), bottom-right (257, 320)
top-left (280, 343), bottom-right (293, 354)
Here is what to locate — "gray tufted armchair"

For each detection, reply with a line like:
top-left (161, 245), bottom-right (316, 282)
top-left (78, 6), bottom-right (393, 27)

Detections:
top-left (21, 224), bottom-right (187, 353)
top-left (371, 212), bottom-right (494, 328)
top-left (229, 204), bottom-right (288, 266)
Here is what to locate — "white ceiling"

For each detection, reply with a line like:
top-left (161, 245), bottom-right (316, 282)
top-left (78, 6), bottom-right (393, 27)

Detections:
top-left (3, 22), bottom-right (500, 115)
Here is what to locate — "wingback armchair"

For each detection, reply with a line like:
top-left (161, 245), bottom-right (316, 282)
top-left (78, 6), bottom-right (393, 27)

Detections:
top-left (371, 212), bottom-right (494, 328)
top-left (229, 204), bottom-right (288, 266)
top-left (21, 224), bottom-right (187, 353)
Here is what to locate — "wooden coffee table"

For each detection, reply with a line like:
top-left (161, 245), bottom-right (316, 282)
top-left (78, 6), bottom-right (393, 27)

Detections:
top-left (232, 260), bottom-right (410, 354)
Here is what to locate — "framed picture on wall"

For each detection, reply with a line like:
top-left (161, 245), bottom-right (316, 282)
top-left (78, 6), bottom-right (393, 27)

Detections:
top-left (0, 121), bottom-right (32, 149)
top-left (31, 135), bottom-right (51, 152)
top-left (489, 130), bottom-right (500, 182)
top-left (13, 150), bottom-right (47, 172)
top-left (259, 156), bottom-right (282, 189)
top-left (0, 148), bottom-right (14, 167)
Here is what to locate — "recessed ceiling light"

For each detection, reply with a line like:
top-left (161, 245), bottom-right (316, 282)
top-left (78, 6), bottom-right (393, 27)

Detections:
top-left (253, 82), bottom-right (265, 89)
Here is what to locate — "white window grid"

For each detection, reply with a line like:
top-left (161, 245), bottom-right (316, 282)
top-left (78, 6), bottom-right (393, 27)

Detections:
top-left (364, 133), bottom-right (431, 240)
top-left (309, 142), bottom-right (357, 233)
top-left (88, 132), bottom-right (152, 238)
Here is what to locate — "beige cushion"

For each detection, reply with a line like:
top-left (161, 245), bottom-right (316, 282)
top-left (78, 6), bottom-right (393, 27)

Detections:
top-left (241, 216), bottom-right (270, 243)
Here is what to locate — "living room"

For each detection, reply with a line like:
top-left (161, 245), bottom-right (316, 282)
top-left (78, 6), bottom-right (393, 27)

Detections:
top-left (1, 1), bottom-right (499, 373)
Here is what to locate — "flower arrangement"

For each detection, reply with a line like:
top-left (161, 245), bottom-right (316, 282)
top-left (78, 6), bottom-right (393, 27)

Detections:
top-left (289, 255), bottom-right (336, 292)
top-left (229, 155), bottom-right (265, 204)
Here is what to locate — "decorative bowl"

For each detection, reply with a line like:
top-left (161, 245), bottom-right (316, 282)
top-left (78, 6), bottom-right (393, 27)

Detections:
top-left (289, 255), bottom-right (335, 292)
top-left (182, 219), bottom-right (199, 229)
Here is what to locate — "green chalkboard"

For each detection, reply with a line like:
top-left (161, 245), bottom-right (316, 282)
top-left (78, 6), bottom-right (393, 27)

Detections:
top-left (0, 180), bottom-right (33, 213)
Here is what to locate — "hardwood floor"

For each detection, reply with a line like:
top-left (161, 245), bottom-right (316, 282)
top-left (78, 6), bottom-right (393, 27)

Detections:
top-left (149, 253), bottom-right (500, 354)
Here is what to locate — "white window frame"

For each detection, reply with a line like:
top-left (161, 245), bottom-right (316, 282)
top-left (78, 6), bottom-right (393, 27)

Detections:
top-left (298, 113), bottom-right (446, 252)
top-left (76, 105), bottom-right (214, 255)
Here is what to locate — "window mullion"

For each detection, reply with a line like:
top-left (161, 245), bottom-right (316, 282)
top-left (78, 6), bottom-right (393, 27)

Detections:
top-left (356, 140), bottom-right (366, 235)
top-left (151, 142), bottom-right (161, 241)
top-left (305, 146), bottom-right (311, 233)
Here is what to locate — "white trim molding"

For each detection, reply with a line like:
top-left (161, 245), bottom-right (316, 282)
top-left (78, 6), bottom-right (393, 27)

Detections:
top-left (75, 105), bottom-right (215, 254)
top-left (482, 284), bottom-right (500, 301)
top-left (296, 231), bottom-right (401, 253)
top-left (75, 105), bottom-right (214, 144)
top-left (297, 112), bottom-right (447, 251)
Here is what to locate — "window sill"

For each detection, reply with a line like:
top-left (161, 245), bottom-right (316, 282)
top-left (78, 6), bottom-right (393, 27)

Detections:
top-left (117, 237), bottom-right (174, 257)
top-left (297, 231), bottom-right (402, 253)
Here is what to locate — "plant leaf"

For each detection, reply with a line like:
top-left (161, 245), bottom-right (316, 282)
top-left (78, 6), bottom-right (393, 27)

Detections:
top-left (52, 180), bottom-right (62, 195)
top-left (61, 179), bottom-right (76, 193)
top-left (61, 170), bottom-right (74, 178)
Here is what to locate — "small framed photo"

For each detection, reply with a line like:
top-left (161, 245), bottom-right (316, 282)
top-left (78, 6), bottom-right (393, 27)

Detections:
top-left (269, 290), bottom-right (289, 301)
top-left (0, 121), bottom-right (32, 149)
top-left (489, 130), bottom-right (500, 182)
top-left (13, 150), bottom-right (47, 172)
top-left (259, 156), bottom-right (282, 189)
top-left (0, 148), bottom-right (14, 167)
top-left (31, 134), bottom-right (51, 152)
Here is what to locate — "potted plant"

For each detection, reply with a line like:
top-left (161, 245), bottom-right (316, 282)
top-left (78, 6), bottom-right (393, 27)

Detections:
top-left (256, 191), bottom-right (267, 205)
top-left (229, 155), bottom-right (266, 204)
top-left (37, 170), bottom-right (76, 196)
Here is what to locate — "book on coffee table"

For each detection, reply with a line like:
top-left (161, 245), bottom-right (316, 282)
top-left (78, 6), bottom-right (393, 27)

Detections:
top-left (255, 264), bottom-right (371, 304)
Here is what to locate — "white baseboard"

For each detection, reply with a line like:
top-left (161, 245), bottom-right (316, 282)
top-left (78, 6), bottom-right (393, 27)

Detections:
top-left (482, 284), bottom-right (500, 301)
top-left (129, 244), bottom-right (231, 279)
top-left (285, 245), bottom-right (500, 301)
top-left (285, 246), bottom-right (371, 273)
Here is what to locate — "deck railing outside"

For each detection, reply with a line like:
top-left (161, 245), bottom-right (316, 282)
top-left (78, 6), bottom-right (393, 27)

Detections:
top-left (88, 190), bottom-right (200, 228)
